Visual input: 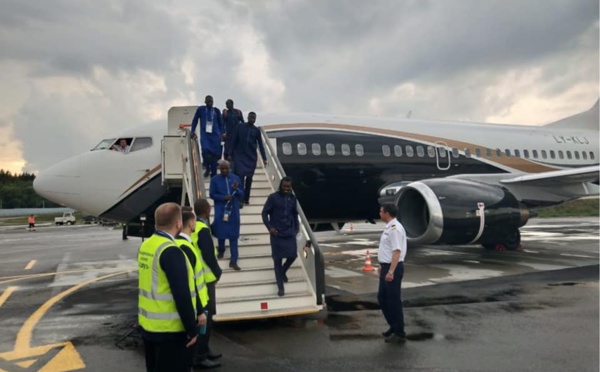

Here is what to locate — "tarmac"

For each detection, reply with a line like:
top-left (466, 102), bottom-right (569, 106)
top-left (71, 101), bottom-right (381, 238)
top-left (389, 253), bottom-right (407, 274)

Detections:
top-left (0, 217), bottom-right (597, 371)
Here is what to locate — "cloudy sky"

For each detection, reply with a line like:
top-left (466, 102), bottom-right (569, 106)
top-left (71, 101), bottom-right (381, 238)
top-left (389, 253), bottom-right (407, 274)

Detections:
top-left (0, 0), bottom-right (597, 174)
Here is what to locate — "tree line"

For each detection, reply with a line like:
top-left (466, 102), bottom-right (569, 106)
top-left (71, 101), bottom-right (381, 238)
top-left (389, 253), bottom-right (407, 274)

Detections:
top-left (0, 169), bottom-right (61, 209)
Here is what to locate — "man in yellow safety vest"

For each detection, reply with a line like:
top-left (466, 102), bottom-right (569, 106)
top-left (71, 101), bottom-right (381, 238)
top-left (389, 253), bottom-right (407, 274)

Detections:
top-left (191, 198), bottom-right (223, 367)
top-left (138, 202), bottom-right (206, 372)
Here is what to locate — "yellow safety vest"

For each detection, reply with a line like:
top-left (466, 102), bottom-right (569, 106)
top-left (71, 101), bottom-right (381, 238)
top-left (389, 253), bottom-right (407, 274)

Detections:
top-left (176, 237), bottom-right (209, 308)
top-left (190, 220), bottom-right (218, 283)
top-left (138, 234), bottom-right (197, 333)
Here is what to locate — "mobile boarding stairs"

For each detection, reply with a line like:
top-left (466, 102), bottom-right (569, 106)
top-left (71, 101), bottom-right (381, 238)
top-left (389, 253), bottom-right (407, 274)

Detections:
top-left (161, 106), bottom-right (326, 322)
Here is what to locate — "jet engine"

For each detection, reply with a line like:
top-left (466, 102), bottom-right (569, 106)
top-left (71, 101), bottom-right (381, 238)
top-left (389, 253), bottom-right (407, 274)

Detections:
top-left (394, 179), bottom-right (529, 248)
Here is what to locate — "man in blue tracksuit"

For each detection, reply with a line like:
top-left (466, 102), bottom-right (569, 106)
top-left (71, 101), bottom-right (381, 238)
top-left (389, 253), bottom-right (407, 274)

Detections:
top-left (191, 95), bottom-right (224, 178)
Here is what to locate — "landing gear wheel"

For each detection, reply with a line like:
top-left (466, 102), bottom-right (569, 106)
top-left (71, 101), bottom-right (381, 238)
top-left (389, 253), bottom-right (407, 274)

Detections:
top-left (503, 229), bottom-right (521, 251)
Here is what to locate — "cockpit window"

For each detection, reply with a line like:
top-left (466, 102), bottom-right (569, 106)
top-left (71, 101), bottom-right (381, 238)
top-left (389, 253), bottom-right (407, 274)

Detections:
top-left (92, 138), bottom-right (116, 151)
top-left (130, 137), bottom-right (153, 152)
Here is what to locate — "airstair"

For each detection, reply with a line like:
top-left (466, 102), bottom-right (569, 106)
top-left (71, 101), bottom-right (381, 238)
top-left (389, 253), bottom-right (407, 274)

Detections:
top-left (161, 106), bottom-right (326, 322)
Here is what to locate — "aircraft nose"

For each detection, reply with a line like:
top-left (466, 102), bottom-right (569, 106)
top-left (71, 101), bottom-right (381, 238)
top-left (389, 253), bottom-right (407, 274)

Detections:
top-left (34, 156), bottom-right (82, 210)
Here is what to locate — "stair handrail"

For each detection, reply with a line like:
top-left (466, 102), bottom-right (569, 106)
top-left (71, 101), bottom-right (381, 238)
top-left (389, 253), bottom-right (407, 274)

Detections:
top-left (178, 124), bottom-right (207, 205)
top-left (259, 127), bottom-right (326, 306)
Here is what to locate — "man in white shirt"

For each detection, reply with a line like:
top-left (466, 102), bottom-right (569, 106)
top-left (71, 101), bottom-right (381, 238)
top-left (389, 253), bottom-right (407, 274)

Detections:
top-left (112, 139), bottom-right (130, 154)
top-left (377, 203), bottom-right (407, 343)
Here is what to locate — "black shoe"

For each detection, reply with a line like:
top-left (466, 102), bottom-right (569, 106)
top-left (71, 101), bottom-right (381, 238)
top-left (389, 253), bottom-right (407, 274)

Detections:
top-left (381, 328), bottom-right (393, 337)
top-left (385, 334), bottom-right (406, 344)
top-left (207, 351), bottom-right (222, 360)
top-left (217, 253), bottom-right (224, 259)
top-left (203, 170), bottom-right (210, 178)
top-left (277, 288), bottom-right (285, 297)
top-left (239, 203), bottom-right (244, 209)
top-left (193, 358), bottom-right (221, 369)
top-left (229, 262), bottom-right (241, 271)
top-left (282, 273), bottom-right (288, 283)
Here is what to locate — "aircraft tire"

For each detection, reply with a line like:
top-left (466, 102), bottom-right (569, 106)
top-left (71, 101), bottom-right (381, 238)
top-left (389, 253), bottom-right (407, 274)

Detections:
top-left (503, 229), bottom-right (521, 250)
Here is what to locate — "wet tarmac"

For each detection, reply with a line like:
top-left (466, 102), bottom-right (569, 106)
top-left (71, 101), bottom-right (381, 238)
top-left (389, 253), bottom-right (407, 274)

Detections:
top-left (0, 218), bottom-right (597, 371)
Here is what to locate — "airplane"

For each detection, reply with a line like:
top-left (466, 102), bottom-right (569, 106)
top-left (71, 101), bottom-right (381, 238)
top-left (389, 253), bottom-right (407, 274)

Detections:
top-left (33, 100), bottom-right (599, 250)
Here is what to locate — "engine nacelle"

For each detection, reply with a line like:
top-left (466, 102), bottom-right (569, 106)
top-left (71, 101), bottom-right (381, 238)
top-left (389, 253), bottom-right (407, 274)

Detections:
top-left (394, 179), bottom-right (529, 245)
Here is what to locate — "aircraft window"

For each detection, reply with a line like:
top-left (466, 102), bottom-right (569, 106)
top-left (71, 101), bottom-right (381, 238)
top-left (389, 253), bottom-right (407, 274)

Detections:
top-left (394, 145), bottom-right (403, 157)
top-left (465, 148), bottom-right (471, 158)
top-left (452, 148), bottom-right (459, 158)
top-left (541, 150), bottom-right (547, 159)
top-left (326, 143), bottom-right (335, 156)
top-left (298, 143), bottom-right (307, 156)
top-left (439, 147), bottom-right (447, 157)
top-left (590, 152), bottom-right (595, 160)
top-left (130, 137), bottom-right (153, 152)
top-left (496, 149), bottom-right (502, 157)
top-left (558, 150), bottom-right (564, 159)
top-left (474, 148), bottom-right (482, 157)
top-left (92, 138), bottom-right (117, 151)
top-left (341, 144), bottom-right (350, 156)
top-left (405, 145), bottom-right (414, 157)
top-left (514, 149), bottom-right (521, 157)
top-left (532, 150), bottom-right (538, 159)
top-left (382, 145), bottom-right (391, 157)
top-left (485, 148), bottom-right (492, 158)
top-left (427, 146), bottom-right (435, 157)
top-left (566, 151), bottom-right (572, 159)
top-left (416, 146), bottom-right (425, 157)
top-left (582, 151), bottom-right (588, 160)
top-left (355, 144), bottom-right (364, 157)
top-left (282, 142), bottom-right (292, 155)
top-left (312, 143), bottom-right (321, 156)
top-left (523, 149), bottom-right (530, 159)
top-left (550, 150), bottom-right (555, 159)
top-left (574, 151), bottom-right (580, 160)
top-left (505, 149), bottom-right (511, 157)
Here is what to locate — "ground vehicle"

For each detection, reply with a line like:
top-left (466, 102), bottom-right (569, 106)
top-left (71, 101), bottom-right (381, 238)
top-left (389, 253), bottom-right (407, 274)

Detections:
top-left (54, 212), bottom-right (76, 225)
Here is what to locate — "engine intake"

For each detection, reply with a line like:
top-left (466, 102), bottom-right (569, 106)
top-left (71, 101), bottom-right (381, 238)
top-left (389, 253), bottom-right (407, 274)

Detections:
top-left (395, 179), bottom-right (529, 245)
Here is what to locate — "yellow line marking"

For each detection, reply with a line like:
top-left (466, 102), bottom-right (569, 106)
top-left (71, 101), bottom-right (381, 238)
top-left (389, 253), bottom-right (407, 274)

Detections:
top-left (0, 267), bottom-right (136, 285)
top-left (0, 286), bottom-right (17, 308)
top-left (24, 260), bottom-right (36, 270)
top-left (14, 270), bottom-right (131, 351)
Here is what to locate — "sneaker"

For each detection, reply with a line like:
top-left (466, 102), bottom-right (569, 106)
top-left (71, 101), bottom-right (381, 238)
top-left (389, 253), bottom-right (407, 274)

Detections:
top-left (381, 328), bottom-right (393, 337)
top-left (384, 334), bottom-right (406, 344)
top-left (229, 263), bottom-right (241, 271)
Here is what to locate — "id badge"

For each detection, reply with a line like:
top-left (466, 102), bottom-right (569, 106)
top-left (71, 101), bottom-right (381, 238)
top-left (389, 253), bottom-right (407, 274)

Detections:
top-left (206, 121), bottom-right (213, 134)
top-left (223, 212), bottom-right (229, 222)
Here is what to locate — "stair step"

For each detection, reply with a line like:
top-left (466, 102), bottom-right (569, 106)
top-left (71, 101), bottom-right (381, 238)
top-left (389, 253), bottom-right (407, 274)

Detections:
top-left (239, 235), bottom-right (271, 247)
top-left (207, 196), bottom-right (268, 207)
top-left (217, 254), bottom-right (278, 270)
top-left (217, 278), bottom-right (308, 298)
top-left (237, 244), bottom-right (272, 256)
top-left (216, 291), bottom-right (316, 315)
top-left (213, 305), bottom-right (321, 322)
top-left (218, 266), bottom-right (303, 285)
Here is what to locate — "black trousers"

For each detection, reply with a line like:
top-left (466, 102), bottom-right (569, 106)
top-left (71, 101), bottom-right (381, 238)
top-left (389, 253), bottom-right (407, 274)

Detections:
top-left (273, 257), bottom-right (296, 290)
top-left (240, 174), bottom-right (253, 203)
top-left (377, 262), bottom-right (405, 338)
top-left (143, 338), bottom-right (191, 372)
top-left (202, 151), bottom-right (219, 177)
top-left (194, 281), bottom-right (216, 360)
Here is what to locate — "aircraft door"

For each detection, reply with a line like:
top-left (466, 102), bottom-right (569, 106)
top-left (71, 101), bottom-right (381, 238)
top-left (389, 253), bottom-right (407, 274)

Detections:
top-left (435, 141), bottom-right (451, 170)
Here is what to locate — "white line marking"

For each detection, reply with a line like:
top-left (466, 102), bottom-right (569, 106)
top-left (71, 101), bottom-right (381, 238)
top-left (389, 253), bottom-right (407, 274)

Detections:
top-left (24, 260), bottom-right (36, 270)
top-left (560, 253), bottom-right (597, 259)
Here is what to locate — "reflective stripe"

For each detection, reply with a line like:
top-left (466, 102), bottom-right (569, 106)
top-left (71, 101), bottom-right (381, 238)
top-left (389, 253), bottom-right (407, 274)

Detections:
top-left (151, 242), bottom-right (175, 298)
top-left (139, 308), bottom-right (180, 320)
top-left (139, 289), bottom-right (196, 300)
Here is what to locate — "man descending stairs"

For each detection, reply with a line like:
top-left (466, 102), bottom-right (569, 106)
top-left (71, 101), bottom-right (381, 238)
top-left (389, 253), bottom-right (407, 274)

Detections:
top-left (204, 163), bottom-right (319, 322)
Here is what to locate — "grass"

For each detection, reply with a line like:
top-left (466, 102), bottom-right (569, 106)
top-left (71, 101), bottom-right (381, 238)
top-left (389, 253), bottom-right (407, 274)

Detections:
top-left (535, 198), bottom-right (599, 218)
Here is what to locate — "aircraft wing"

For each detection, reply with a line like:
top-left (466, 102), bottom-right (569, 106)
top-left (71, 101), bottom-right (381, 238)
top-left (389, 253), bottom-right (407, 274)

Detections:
top-left (500, 165), bottom-right (600, 186)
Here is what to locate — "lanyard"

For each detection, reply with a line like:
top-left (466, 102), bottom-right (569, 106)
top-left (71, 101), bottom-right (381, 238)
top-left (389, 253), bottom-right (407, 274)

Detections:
top-left (155, 230), bottom-right (174, 241)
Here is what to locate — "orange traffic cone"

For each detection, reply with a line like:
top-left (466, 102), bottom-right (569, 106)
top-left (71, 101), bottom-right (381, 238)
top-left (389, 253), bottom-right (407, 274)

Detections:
top-left (362, 250), bottom-right (374, 272)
